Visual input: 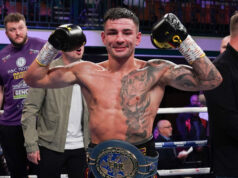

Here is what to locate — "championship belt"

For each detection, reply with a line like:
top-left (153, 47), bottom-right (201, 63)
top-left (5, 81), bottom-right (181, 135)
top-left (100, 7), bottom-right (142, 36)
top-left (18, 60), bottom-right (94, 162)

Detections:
top-left (88, 140), bottom-right (158, 178)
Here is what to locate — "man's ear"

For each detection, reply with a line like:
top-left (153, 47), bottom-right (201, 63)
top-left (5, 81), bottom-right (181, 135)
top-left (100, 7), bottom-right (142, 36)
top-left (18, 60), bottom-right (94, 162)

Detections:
top-left (135, 32), bottom-right (142, 46)
top-left (101, 31), bottom-right (105, 45)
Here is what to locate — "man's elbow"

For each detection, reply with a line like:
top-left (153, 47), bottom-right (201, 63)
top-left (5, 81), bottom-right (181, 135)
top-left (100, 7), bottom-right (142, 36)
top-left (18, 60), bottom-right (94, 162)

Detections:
top-left (217, 73), bottom-right (223, 86)
top-left (214, 72), bottom-right (223, 87)
top-left (209, 73), bottom-right (223, 90)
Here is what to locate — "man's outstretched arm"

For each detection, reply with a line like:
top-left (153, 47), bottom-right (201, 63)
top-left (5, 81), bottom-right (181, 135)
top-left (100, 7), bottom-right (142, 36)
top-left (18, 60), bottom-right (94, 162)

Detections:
top-left (24, 59), bottom-right (76, 88)
top-left (24, 24), bottom-right (86, 88)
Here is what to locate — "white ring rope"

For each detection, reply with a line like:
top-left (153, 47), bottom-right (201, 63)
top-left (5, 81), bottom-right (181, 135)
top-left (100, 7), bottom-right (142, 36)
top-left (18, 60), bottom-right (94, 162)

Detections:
top-left (153, 106), bottom-right (211, 176)
top-left (158, 167), bottom-right (211, 176)
top-left (157, 107), bottom-right (207, 114)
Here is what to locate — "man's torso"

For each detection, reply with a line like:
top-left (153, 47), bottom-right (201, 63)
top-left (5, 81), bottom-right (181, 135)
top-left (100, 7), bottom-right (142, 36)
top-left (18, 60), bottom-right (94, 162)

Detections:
top-left (76, 58), bottom-right (171, 144)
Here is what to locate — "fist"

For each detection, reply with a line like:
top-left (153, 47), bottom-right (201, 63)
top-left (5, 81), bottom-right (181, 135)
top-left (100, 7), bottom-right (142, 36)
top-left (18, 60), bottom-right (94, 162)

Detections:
top-left (151, 13), bottom-right (188, 49)
top-left (48, 24), bottom-right (86, 52)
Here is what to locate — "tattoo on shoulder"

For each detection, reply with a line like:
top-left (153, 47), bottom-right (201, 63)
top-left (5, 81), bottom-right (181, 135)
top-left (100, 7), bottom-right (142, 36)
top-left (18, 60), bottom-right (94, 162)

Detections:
top-left (119, 62), bottom-right (168, 141)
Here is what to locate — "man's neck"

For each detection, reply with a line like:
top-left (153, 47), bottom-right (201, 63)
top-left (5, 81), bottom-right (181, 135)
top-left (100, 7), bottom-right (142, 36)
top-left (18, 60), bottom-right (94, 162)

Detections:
top-left (107, 56), bottom-right (139, 73)
top-left (230, 36), bottom-right (238, 52)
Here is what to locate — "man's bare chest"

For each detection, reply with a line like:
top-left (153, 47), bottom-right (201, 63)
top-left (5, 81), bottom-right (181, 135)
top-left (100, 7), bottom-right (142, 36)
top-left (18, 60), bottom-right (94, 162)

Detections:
top-left (85, 70), bottom-right (161, 108)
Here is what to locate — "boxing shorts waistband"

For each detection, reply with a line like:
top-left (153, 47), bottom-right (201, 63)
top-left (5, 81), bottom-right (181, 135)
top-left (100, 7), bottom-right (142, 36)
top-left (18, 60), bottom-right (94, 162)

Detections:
top-left (87, 138), bottom-right (159, 178)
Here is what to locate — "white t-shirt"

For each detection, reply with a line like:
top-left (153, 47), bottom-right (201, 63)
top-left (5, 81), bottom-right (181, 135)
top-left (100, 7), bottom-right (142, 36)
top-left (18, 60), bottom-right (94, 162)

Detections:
top-left (65, 84), bottom-right (84, 149)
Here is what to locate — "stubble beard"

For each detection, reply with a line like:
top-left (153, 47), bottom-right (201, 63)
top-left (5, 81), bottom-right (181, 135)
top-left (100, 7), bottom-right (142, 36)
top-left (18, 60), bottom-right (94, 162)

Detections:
top-left (10, 35), bottom-right (28, 48)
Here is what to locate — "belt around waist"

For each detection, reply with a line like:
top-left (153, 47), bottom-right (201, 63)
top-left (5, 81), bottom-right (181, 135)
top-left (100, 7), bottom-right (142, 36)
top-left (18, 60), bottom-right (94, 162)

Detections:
top-left (87, 139), bottom-right (159, 178)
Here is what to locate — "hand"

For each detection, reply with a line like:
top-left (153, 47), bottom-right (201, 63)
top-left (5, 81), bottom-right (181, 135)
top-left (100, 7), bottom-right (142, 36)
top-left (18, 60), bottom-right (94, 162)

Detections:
top-left (177, 150), bottom-right (189, 159)
top-left (177, 146), bottom-right (193, 159)
top-left (36, 24), bottom-right (86, 66)
top-left (151, 13), bottom-right (205, 64)
top-left (48, 24), bottom-right (86, 52)
top-left (27, 151), bottom-right (40, 165)
top-left (151, 13), bottom-right (188, 49)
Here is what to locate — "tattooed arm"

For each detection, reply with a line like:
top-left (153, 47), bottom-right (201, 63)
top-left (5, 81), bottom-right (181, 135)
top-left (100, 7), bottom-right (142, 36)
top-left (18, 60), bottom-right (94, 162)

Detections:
top-left (159, 56), bottom-right (222, 91)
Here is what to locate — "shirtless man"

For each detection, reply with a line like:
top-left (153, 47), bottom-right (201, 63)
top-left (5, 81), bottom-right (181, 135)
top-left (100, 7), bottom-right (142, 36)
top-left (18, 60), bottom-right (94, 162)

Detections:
top-left (24, 8), bottom-right (222, 178)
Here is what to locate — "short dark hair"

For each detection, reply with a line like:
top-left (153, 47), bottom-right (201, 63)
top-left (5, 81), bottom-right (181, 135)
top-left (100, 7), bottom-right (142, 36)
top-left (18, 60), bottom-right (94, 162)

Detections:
top-left (103, 7), bottom-right (139, 29)
top-left (4, 12), bottom-right (26, 27)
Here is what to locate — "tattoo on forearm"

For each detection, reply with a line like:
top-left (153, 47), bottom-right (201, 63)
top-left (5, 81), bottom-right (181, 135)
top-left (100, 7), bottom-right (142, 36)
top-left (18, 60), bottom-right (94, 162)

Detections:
top-left (205, 63), bottom-right (219, 82)
top-left (171, 58), bottom-right (221, 90)
top-left (191, 58), bottom-right (222, 89)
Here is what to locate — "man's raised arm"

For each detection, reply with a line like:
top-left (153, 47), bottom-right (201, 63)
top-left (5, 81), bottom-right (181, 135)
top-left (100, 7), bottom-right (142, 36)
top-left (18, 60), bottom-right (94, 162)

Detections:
top-left (151, 13), bottom-right (222, 91)
top-left (24, 24), bottom-right (86, 88)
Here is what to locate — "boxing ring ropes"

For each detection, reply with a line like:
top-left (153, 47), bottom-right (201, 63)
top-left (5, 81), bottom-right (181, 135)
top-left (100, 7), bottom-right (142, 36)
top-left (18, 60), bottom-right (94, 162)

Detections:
top-left (155, 106), bottom-right (210, 176)
top-left (0, 107), bottom-right (211, 177)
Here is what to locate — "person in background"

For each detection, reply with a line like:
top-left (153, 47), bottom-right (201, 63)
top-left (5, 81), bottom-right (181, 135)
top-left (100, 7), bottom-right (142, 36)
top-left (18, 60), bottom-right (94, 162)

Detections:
top-left (220, 35), bottom-right (230, 53)
top-left (21, 35), bottom-right (89, 178)
top-left (156, 120), bottom-right (188, 173)
top-left (0, 12), bottom-right (45, 178)
top-left (153, 126), bottom-right (159, 140)
top-left (24, 8), bottom-right (222, 178)
top-left (198, 92), bottom-right (209, 137)
top-left (176, 94), bottom-right (209, 168)
top-left (204, 12), bottom-right (238, 177)
top-left (176, 94), bottom-right (207, 141)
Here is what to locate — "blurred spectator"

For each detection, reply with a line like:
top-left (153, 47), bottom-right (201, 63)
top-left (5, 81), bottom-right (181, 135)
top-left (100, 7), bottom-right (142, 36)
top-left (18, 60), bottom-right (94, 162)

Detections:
top-left (156, 120), bottom-right (189, 174)
top-left (198, 92), bottom-right (209, 137)
top-left (153, 126), bottom-right (159, 140)
top-left (1, 0), bottom-right (7, 17)
top-left (123, 0), bottom-right (146, 8)
top-left (0, 148), bottom-right (8, 175)
top-left (220, 35), bottom-right (230, 54)
top-left (176, 94), bottom-right (207, 141)
top-left (28, 0), bottom-right (40, 21)
top-left (176, 94), bottom-right (209, 168)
